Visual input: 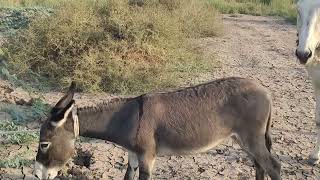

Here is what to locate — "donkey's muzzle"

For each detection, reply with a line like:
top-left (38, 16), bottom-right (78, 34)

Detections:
top-left (296, 49), bottom-right (312, 64)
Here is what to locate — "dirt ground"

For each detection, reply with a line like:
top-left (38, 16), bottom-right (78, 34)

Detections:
top-left (1, 14), bottom-right (320, 179)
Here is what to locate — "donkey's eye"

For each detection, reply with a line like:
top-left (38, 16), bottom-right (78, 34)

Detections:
top-left (41, 143), bottom-right (49, 148)
top-left (40, 142), bottom-right (51, 152)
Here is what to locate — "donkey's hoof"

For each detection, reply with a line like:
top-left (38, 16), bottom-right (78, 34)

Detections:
top-left (308, 156), bottom-right (320, 165)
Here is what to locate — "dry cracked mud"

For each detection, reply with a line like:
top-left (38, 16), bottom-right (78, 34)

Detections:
top-left (1, 14), bottom-right (319, 179)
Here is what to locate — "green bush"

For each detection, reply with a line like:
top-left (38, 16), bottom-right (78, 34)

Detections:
top-left (4, 0), bottom-right (222, 94)
top-left (210, 0), bottom-right (297, 24)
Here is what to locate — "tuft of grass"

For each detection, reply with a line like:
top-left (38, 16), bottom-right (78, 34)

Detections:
top-left (1, 99), bottom-right (50, 124)
top-left (209, 0), bottom-right (297, 24)
top-left (4, 0), bottom-right (222, 94)
top-left (0, 121), bottom-right (39, 145)
top-left (0, 156), bottom-right (33, 168)
top-left (2, 106), bottom-right (26, 122)
top-left (30, 98), bottom-right (50, 120)
top-left (0, 100), bottom-right (48, 145)
top-left (0, 148), bottom-right (34, 168)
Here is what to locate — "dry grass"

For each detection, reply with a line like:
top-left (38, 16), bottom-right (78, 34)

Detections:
top-left (4, 0), bottom-right (222, 94)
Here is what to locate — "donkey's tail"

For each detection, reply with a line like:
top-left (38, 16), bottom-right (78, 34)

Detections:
top-left (265, 102), bottom-right (272, 152)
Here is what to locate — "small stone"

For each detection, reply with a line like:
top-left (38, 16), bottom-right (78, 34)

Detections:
top-left (198, 167), bottom-right (205, 173)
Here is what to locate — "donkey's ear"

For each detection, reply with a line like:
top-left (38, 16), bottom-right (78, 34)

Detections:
top-left (52, 82), bottom-right (77, 110)
top-left (50, 100), bottom-right (75, 127)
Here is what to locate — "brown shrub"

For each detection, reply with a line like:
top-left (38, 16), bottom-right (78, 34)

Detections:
top-left (5, 0), bottom-right (222, 94)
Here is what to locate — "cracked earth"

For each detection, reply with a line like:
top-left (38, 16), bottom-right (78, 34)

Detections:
top-left (1, 14), bottom-right (320, 179)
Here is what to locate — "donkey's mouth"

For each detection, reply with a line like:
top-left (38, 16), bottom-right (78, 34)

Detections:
top-left (296, 55), bottom-right (309, 65)
top-left (298, 57), bottom-right (309, 65)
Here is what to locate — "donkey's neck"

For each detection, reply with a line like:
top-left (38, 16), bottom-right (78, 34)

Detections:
top-left (76, 97), bottom-right (142, 149)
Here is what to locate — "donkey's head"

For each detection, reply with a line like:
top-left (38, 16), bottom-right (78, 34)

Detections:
top-left (34, 82), bottom-right (78, 179)
top-left (296, 0), bottom-right (320, 64)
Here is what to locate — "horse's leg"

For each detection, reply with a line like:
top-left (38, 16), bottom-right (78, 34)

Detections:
top-left (124, 151), bottom-right (139, 180)
top-left (309, 89), bottom-right (320, 165)
top-left (137, 151), bottom-right (156, 180)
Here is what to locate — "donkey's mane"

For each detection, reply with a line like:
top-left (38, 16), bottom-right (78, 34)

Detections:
top-left (78, 96), bottom-right (137, 114)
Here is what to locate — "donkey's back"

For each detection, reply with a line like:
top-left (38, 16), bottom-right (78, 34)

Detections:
top-left (131, 77), bottom-right (280, 180)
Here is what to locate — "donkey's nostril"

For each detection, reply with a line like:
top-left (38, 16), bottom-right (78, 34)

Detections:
top-left (307, 50), bottom-right (312, 58)
top-left (295, 49), bottom-right (299, 57)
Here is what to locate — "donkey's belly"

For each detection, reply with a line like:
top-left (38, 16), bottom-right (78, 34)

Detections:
top-left (156, 137), bottom-right (227, 156)
top-left (153, 100), bottom-right (233, 156)
top-left (155, 121), bottom-right (232, 156)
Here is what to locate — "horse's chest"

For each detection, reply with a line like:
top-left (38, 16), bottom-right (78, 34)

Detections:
top-left (306, 60), bottom-right (320, 86)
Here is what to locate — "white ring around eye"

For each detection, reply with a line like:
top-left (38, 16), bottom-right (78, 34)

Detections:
top-left (40, 142), bottom-right (51, 153)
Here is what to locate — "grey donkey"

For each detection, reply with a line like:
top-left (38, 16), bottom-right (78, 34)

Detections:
top-left (34, 77), bottom-right (281, 180)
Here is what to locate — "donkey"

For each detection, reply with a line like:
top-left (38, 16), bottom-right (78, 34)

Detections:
top-left (296, 0), bottom-right (320, 165)
top-left (34, 77), bottom-right (281, 180)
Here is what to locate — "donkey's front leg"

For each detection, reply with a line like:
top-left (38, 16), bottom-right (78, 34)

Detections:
top-left (137, 151), bottom-right (156, 180)
top-left (309, 90), bottom-right (320, 165)
top-left (124, 151), bottom-right (139, 180)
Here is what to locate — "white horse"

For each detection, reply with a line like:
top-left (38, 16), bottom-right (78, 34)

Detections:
top-left (296, 0), bottom-right (320, 164)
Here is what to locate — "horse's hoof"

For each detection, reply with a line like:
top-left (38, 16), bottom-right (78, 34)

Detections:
top-left (308, 156), bottom-right (320, 165)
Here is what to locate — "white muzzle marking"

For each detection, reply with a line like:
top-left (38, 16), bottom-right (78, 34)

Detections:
top-left (34, 161), bottom-right (59, 180)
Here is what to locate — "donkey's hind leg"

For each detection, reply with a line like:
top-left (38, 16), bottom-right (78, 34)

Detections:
top-left (137, 151), bottom-right (156, 180)
top-left (232, 135), bottom-right (265, 180)
top-left (124, 151), bottom-right (139, 180)
top-left (245, 135), bottom-right (281, 180)
top-left (254, 160), bottom-right (265, 180)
